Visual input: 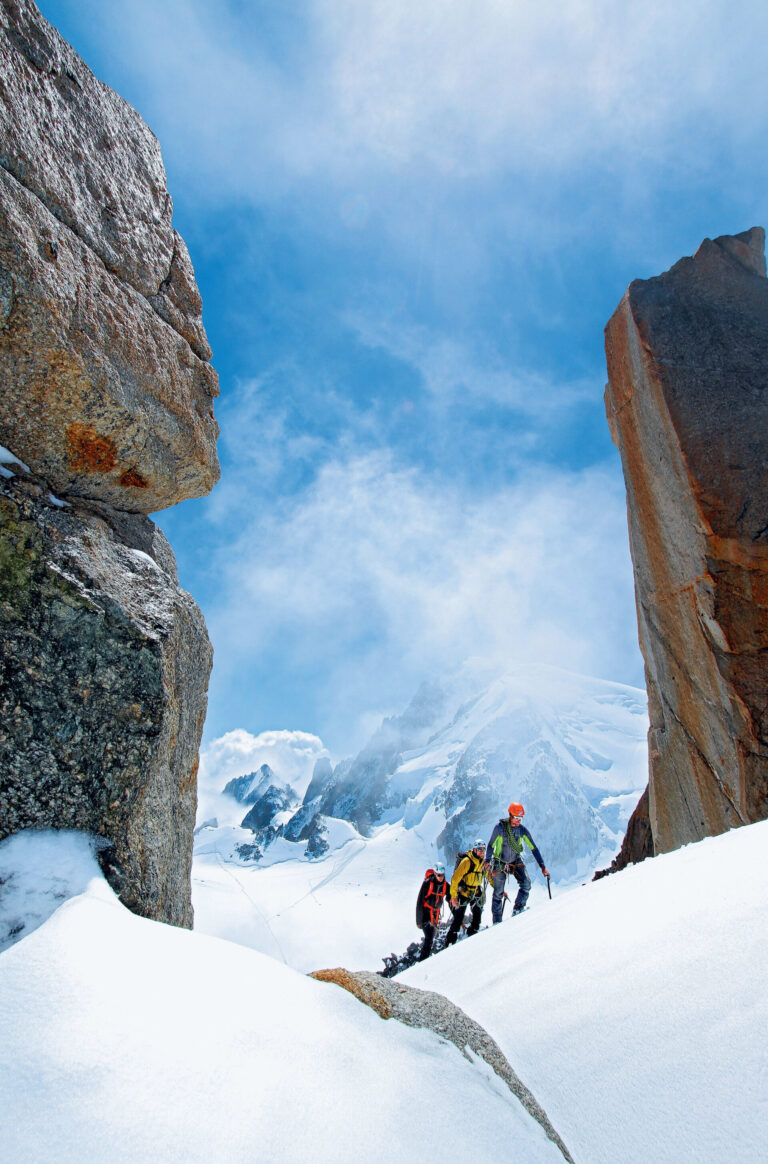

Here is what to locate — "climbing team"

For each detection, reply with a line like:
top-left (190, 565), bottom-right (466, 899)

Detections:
top-left (414, 801), bottom-right (550, 961)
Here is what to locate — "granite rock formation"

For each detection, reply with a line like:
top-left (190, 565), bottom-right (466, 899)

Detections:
top-left (0, 469), bottom-right (211, 925)
top-left (0, 1), bottom-right (218, 926)
top-left (0, 0), bottom-right (219, 513)
top-left (605, 227), bottom-right (768, 854)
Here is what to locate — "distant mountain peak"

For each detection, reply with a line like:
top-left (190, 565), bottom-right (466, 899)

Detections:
top-left (223, 763), bottom-right (278, 805)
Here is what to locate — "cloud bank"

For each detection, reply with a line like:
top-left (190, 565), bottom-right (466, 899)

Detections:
top-left (206, 451), bottom-right (639, 749)
top-left (79, 0), bottom-right (768, 197)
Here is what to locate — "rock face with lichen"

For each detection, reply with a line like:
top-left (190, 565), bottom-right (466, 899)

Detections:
top-left (0, 470), bottom-right (211, 926)
top-left (0, 0), bottom-right (219, 513)
top-left (0, 0), bottom-right (217, 925)
top-left (605, 227), bottom-right (768, 855)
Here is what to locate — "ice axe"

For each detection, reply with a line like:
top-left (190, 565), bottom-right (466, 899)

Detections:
top-left (546, 874), bottom-right (552, 900)
top-left (500, 891), bottom-right (510, 919)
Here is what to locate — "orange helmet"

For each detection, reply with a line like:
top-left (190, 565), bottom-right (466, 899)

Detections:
top-left (508, 802), bottom-right (524, 818)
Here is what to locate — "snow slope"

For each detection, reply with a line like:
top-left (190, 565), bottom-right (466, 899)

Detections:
top-left (403, 818), bottom-right (768, 1164)
top-left (3, 820), bottom-right (765, 1162)
top-left (0, 831), bottom-right (561, 1163)
top-left (193, 822), bottom-right (440, 972)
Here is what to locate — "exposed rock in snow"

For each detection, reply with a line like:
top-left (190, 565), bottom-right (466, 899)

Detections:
top-left (223, 764), bottom-right (278, 804)
top-left (315, 680), bottom-right (449, 834)
top-left (311, 967), bottom-right (575, 1163)
top-left (0, 1), bottom-right (218, 926)
top-left (0, 829), bottom-right (565, 1162)
top-left (241, 784), bottom-right (299, 831)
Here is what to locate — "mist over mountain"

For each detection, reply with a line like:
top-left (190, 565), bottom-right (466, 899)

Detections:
top-left (197, 663), bottom-right (648, 884)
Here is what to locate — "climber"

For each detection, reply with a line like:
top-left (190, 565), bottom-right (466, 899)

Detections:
top-left (444, 839), bottom-right (487, 946)
top-left (485, 803), bottom-right (550, 923)
top-left (415, 862), bottom-right (448, 961)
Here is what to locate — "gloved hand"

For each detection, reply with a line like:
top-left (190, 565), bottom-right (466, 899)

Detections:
top-left (450, 897), bottom-right (459, 908)
top-left (542, 867), bottom-right (550, 878)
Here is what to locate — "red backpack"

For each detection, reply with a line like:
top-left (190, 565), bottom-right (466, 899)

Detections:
top-left (422, 870), bottom-right (447, 924)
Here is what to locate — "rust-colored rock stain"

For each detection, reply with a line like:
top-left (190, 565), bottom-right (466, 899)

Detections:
top-left (119, 468), bottom-right (150, 488)
top-left (66, 424), bottom-right (117, 473)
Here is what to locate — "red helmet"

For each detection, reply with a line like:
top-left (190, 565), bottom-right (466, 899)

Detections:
top-left (508, 802), bottom-right (524, 818)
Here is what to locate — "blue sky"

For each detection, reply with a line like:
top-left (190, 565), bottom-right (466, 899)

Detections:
top-left (39, 0), bottom-right (768, 755)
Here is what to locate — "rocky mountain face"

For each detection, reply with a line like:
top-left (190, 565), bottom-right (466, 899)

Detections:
top-left (0, 0), bottom-right (217, 926)
top-left (312, 680), bottom-right (448, 836)
top-left (605, 227), bottom-right (768, 857)
top-left (229, 765), bottom-right (301, 859)
top-left (0, 467), bottom-right (211, 926)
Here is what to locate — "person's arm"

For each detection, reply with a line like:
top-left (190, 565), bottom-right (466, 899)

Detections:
top-left (450, 858), bottom-right (469, 904)
top-left (484, 824), bottom-right (500, 870)
top-left (523, 828), bottom-right (548, 874)
top-left (416, 880), bottom-right (427, 926)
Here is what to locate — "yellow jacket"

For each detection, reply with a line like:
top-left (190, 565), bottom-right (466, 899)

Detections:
top-left (450, 850), bottom-right (485, 901)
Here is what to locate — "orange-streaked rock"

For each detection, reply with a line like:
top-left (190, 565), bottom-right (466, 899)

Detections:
top-left (605, 227), bottom-right (768, 854)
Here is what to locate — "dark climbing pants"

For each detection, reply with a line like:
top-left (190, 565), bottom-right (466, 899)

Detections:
top-left (491, 861), bottom-right (530, 922)
top-left (445, 899), bottom-right (483, 946)
top-left (418, 922), bottom-right (436, 961)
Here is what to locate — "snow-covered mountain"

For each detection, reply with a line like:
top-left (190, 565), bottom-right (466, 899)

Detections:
top-left (222, 762), bottom-right (279, 805)
top-left (193, 664), bottom-right (648, 969)
top-left (199, 664), bottom-right (648, 873)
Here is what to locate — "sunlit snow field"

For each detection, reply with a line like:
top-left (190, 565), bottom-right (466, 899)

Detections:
top-left (2, 821), bottom-right (766, 1163)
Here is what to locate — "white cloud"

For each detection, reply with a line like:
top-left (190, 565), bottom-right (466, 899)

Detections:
top-left (207, 451), bottom-right (642, 747)
top-left (197, 728), bottom-right (330, 826)
top-left (71, 0), bottom-right (768, 314)
top-left (87, 0), bottom-right (768, 196)
top-left (345, 313), bottom-right (595, 419)
top-left (322, 0), bottom-right (768, 180)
